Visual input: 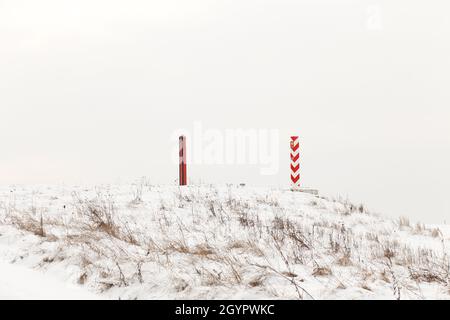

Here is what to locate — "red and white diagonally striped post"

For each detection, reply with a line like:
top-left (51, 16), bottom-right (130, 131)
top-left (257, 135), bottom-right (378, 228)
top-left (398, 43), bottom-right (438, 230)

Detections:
top-left (290, 136), bottom-right (300, 190)
top-left (179, 136), bottom-right (187, 186)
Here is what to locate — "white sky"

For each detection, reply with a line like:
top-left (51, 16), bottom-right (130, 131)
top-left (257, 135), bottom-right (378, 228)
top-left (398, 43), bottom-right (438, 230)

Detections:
top-left (1, 0), bottom-right (449, 223)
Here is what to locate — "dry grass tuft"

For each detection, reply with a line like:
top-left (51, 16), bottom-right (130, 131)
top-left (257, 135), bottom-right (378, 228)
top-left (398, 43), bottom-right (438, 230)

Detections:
top-left (312, 266), bottom-right (332, 277)
top-left (336, 252), bottom-right (353, 266)
top-left (409, 267), bottom-right (448, 284)
top-left (10, 213), bottom-right (46, 237)
top-left (398, 216), bottom-right (411, 229)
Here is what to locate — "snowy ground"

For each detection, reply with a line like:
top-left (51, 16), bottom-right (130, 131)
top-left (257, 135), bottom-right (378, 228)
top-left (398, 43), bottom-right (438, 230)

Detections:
top-left (0, 260), bottom-right (99, 300)
top-left (0, 183), bottom-right (449, 300)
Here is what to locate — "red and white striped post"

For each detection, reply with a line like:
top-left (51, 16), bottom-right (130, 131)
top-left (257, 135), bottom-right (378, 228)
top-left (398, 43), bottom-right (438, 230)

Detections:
top-left (290, 136), bottom-right (300, 190)
top-left (179, 135), bottom-right (187, 186)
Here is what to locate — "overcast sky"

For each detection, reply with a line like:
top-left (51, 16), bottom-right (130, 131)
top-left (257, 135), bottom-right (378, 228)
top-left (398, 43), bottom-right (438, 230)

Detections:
top-left (1, 0), bottom-right (449, 223)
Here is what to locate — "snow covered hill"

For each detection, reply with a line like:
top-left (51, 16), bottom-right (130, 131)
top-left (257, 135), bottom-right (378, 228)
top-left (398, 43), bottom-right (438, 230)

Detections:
top-left (0, 183), bottom-right (449, 300)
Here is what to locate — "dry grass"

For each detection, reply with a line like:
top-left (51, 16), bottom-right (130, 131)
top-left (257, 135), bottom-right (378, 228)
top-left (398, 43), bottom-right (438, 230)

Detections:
top-left (9, 213), bottom-right (46, 237)
top-left (336, 252), bottom-right (352, 266)
top-left (312, 266), bottom-right (332, 277)
top-left (409, 267), bottom-right (448, 284)
top-left (399, 216), bottom-right (411, 229)
top-left (431, 228), bottom-right (442, 238)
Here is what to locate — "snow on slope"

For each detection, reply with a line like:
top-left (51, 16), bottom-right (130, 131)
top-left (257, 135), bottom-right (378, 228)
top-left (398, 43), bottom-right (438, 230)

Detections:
top-left (0, 183), bottom-right (449, 300)
top-left (0, 260), bottom-right (99, 300)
